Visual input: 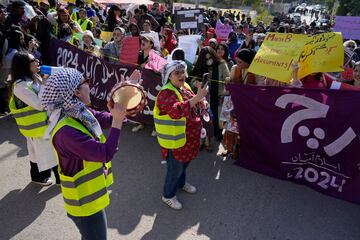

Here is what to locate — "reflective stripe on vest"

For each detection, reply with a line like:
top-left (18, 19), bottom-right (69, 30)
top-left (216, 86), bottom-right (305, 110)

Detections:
top-left (51, 116), bottom-right (113, 217)
top-left (8, 82), bottom-right (48, 138)
top-left (77, 18), bottom-right (92, 31)
top-left (153, 82), bottom-right (193, 149)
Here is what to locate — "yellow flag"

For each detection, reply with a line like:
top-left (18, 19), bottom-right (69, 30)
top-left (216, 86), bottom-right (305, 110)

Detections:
top-left (100, 31), bottom-right (113, 42)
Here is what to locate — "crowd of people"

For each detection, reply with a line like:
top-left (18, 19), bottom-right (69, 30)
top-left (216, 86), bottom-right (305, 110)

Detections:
top-left (1, 0), bottom-right (360, 239)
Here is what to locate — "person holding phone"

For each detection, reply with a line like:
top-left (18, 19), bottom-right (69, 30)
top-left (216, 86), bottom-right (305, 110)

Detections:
top-left (154, 61), bottom-right (208, 210)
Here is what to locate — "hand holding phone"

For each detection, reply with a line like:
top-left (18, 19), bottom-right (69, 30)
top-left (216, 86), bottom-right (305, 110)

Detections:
top-left (202, 73), bottom-right (209, 88)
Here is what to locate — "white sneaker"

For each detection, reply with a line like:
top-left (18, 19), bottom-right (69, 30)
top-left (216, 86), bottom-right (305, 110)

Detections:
top-left (151, 129), bottom-right (157, 137)
top-left (132, 124), bottom-right (144, 132)
top-left (182, 182), bottom-right (197, 194)
top-left (162, 196), bottom-right (182, 210)
top-left (32, 178), bottom-right (53, 186)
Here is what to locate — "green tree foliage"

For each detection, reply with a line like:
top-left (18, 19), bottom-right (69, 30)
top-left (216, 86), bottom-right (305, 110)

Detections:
top-left (326, 0), bottom-right (360, 15)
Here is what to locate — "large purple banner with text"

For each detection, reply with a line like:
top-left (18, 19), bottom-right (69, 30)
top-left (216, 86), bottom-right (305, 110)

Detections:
top-left (228, 84), bottom-right (360, 204)
top-left (47, 39), bottom-right (162, 124)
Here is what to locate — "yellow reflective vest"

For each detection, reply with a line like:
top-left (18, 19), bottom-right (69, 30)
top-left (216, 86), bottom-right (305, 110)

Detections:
top-left (9, 81), bottom-right (48, 138)
top-left (153, 82), bottom-right (193, 149)
top-left (51, 116), bottom-right (113, 217)
top-left (77, 18), bottom-right (93, 31)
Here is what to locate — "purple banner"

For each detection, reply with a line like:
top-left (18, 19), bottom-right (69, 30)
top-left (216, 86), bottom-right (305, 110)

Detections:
top-left (47, 39), bottom-right (162, 124)
top-left (334, 16), bottom-right (360, 40)
top-left (228, 84), bottom-right (360, 204)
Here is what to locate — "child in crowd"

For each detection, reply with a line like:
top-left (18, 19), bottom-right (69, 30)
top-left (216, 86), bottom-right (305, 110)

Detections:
top-left (222, 110), bottom-right (240, 159)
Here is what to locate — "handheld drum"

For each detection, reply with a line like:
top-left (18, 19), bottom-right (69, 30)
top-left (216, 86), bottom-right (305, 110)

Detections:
top-left (111, 83), bottom-right (147, 116)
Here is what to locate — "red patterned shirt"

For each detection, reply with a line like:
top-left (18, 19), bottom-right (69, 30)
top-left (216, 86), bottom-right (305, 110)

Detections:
top-left (156, 87), bottom-right (202, 163)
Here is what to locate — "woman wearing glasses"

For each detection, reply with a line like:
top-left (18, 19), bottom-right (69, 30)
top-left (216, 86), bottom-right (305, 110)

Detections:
top-left (8, 52), bottom-right (59, 185)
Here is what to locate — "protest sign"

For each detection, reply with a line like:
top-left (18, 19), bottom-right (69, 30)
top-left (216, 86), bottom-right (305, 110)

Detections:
top-left (249, 33), bottom-right (305, 82)
top-left (47, 39), bottom-right (162, 124)
top-left (229, 84), bottom-right (360, 204)
top-left (73, 32), bottom-right (102, 46)
top-left (297, 32), bottom-right (344, 80)
top-left (215, 21), bottom-right (233, 41)
top-left (100, 31), bottom-right (113, 42)
top-left (140, 32), bottom-right (160, 51)
top-left (249, 32), bottom-right (344, 83)
top-left (145, 50), bottom-right (168, 72)
top-left (333, 16), bottom-right (360, 40)
top-left (119, 36), bottom-right (140, 65)
top-left (178, 35), bottom-right (202, 64)
top-left (174, 8), bottom-right (204, 30)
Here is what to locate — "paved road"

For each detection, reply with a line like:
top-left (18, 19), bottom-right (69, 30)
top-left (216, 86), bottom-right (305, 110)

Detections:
top-left (1, 116), bottom-right (360, 240)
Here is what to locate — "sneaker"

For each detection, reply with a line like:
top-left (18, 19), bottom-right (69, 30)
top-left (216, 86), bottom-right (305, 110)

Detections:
top-left (132, 124), bottom-right (144, 132)
top-left (32, 178), bottom-right (53, 186)
top-left (162, 196), bottom-right (182, 210)
top-left (151, 129), bottom-right (157, 137)
top-left (182, 182), bottom-right (197, 194)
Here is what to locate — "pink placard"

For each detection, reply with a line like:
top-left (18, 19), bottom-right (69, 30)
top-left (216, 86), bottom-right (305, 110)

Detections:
top-left (144, 50), bottom-right (168, 72)
top-left (119, 37), bottom-right (140, 65)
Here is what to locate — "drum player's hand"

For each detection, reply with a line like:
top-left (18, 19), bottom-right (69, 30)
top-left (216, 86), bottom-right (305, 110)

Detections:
top-left (108, 101), bottom-right (127, 129)
top-left (128, 69), bottom-right (142, 85)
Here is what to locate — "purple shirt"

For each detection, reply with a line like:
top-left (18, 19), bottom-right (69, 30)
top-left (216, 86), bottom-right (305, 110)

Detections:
top-left (52, 109), bottom-right (120, 177)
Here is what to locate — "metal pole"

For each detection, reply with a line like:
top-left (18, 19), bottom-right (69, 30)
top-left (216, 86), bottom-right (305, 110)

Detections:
top-left (195, 0), bottom-right (199, 8)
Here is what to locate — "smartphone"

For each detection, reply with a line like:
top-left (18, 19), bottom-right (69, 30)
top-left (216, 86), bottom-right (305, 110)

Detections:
top-left (202, 73), bottom-right (209, 87)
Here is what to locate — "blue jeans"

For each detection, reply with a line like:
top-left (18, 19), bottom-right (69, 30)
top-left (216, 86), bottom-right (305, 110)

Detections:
top-left (163, 150), bottom-right (190, 198)
top-left (67, 209), bottom-right (107, 240)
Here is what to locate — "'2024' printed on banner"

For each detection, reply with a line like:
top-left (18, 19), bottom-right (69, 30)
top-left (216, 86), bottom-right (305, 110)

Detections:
top-left (56, 48), bottom-right (79, 68)
top-left (286, 165), bottom-right (347, 192)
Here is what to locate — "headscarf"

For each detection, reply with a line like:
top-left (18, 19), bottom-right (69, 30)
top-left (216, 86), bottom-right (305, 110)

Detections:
top-left (161, 60), bottom-right (188, 86)
top-left (40, 68), bottom-right (102, 139)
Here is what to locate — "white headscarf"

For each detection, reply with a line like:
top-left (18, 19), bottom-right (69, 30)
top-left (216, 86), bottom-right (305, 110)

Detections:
top-left (161, 60), bottom-right (188, 86)
top-left (40, 68), bottom-right (102, 139)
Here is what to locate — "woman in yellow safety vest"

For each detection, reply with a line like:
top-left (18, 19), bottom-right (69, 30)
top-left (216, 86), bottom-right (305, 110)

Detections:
top-left (154, 61), bottom-right (208, 210)
top-left (8, 52), bottom-right (59, 185)
top-left (77, 8), bottom-right (93, 31)
top-left (50, 8), bottom-right (81, 39)
top-left (40, 68), bottom-right (129, 239)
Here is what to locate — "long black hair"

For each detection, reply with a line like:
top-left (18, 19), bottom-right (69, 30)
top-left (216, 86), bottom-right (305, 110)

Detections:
top-left (193, 46), bottom-right (221, 78)
top-left (106, 5), bottom-right (121, 31)
top-left (6, 30), bottom-right (25, 54)
top-left (128, 22), bottom-right (140, 36)
top-left (216, 43), bottom-right (230, 61)
top-left (9, 52), bottom-right (33, 95)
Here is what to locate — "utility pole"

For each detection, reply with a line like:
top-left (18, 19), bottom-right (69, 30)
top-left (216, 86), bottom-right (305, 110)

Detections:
top-left (195, 0), bottom-right (199, 8)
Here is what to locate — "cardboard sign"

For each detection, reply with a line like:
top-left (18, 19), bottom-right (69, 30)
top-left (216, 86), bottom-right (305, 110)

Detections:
top-left (333, 16), bottom-right (360, 40)
top-left (100, 31), bottom-right (113, 42)
top-left (119, 37), bottom-right (140, 65)
top-left (249, 32), bottom-right (344, 83)
top-left (215, 21), bottom-right (233, 41)
top-left (174, 8), bottom-right (204, 30)
top-left (145, 49), bottom-right (168, 72)
top-left (178, 35), bottom-right (202, 64)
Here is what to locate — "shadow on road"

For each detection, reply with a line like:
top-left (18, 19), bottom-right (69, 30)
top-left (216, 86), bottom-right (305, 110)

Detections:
top-left (105, 126), bottom-right (246, 239)
top-left (0, 184), bottom-right (61, 239)
top-left (0, 117), bottom-right (28, 158)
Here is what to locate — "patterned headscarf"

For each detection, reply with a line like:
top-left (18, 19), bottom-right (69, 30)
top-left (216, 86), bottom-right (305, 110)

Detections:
top-left (40, 68), bottom-right (102, 139)
top-left (161, 60), bottom-right (188, 86)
